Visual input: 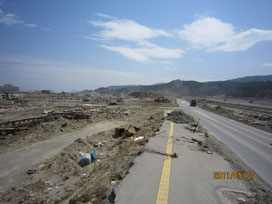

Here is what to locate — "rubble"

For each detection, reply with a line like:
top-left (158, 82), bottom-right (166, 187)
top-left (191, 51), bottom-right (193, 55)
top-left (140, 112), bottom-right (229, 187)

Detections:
top-left (114, 127), bottom-right (125, 138)
top-left (191, 138), bottom-right (203, 145)
top-left (42, 109), bottom-right (54, 114)
top-left (114, 125), bottom-right (140, 138)
top-left (108, 101), bottom-right (118, 105)
top-left (125, 125), bottom-right (136, 137)
top-left (0, 92), bottom-right (175, 203)
top-left (154, 96), bottom-right (170, 103)
top-left (93, 142), bottom-right (103, 148)
top-left (129, 92), bottom-right (160, 98)
top-left (166, 110), bottom-right (194, 124)
top-left (0, 111), bottom-right (163, 204)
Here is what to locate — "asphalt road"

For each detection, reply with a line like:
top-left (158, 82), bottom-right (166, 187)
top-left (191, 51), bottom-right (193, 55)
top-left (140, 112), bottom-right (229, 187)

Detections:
top-left (116, 114), bottom-right (252, 203)
top-left (177, 99), bottom-right (272, 186)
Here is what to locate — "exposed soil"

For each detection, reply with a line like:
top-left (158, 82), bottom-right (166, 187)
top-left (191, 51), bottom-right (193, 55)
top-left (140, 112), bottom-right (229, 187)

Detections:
top-left (0, 95), bottom-right (177, 155)
top-left (0, 112), bottom-right (164, 204)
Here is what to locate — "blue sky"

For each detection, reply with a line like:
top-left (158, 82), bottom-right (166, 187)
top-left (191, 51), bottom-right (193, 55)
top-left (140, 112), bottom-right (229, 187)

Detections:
top-left (0, 0), bottom-right (272, 91)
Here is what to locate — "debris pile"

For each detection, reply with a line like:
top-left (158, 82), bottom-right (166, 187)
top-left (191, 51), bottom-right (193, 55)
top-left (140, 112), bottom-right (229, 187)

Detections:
top-left (154, 96), bottom-right (170, 103)
top-left (129, 92), bottom-right (160, 98)
top-left (114, 125), bottom-right (140, 138)
top-left (0, 111), bottom-right (90, 136)
top-left (166, 110), bottom-right (194, 124)
top-left (0, 112), bottom-right (164, 204)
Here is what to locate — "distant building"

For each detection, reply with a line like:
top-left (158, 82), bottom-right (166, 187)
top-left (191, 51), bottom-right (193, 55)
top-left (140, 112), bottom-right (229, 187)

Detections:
top-left (0, 84), bottom-right (20, 93)
top-left (41, 90), bottom-right (51, 94)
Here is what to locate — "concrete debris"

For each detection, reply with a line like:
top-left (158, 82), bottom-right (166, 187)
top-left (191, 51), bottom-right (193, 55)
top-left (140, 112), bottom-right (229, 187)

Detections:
top-left (166, 110), bottom-right (194, 124)
top-left (125, 125), bottom-right (136, 137)
top-left (63, 112), bottom-right (90, 120)
top-left (93, 141), bottom-right (103, 148)
top-left (114, 125), bottom-right (140, 138)
top-left (42, 109), bottom-right (54, 114)
top-left (207, 151), bottom-right (213, 154)
top-left (123, 111), bottom-right (129, 116)
top-left (191, 138), bottom-right (203, 145)
top-left (237, 197), bottom-right (246, 203)
top-left (0, 112), bottom-right (91, 136)
top-left (154, 96), bottom-right (170, 103)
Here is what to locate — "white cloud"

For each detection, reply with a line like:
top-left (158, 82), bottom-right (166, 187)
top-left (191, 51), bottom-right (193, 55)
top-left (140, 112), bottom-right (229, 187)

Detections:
top-left (101, 45), bottom-right (183, 63)
top-left (101, 45), bottom-right (150, 63)
top-left (89, 15), bottom-right (183, 63)
top-left (0, 8), bottom-right (37, 27)
top-left (90, 19), bottom-right (172, 42)
top-left (178, 17), bottom-right (235, 50)
top-left (0, 10), bottom-right (23, 25)
top-left (218, 29), bottom-right (272, 51)
top-left (262, 63), bottom-right (272, 67)
top-left (177, 16), bottom-right (272, 52)
top-left (94, 13), bottom-right (115, 19)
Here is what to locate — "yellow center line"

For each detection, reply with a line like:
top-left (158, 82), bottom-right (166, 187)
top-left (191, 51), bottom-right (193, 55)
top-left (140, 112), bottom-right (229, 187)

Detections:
top-left (156, 121), bottom-right (174, 204)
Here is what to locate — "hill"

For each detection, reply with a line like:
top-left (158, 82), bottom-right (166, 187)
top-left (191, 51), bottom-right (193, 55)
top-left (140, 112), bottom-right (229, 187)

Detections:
top-left (94, 75), bottom-right (272, 99)
top-left (230, 75), bottom-right (272, 83)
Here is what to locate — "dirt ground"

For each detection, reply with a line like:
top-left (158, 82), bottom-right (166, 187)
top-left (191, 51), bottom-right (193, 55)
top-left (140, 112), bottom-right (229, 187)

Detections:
top-left (0, 93), bottom-right (175, 204)
top-left (0, 112), bottom-right (164, 204)
top-left (197, 99), bottom-right (272, 133)
top-left (0, 94), bottom-right (176, 154)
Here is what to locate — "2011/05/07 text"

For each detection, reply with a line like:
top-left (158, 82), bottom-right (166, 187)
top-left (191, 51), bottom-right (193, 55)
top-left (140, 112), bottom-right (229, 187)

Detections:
top-left (213, 172), bottom-right (255, 180)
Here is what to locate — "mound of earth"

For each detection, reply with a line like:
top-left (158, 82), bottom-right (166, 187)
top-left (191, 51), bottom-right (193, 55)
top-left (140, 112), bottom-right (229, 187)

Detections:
top-left (166, 110), bottom-right (194, 124)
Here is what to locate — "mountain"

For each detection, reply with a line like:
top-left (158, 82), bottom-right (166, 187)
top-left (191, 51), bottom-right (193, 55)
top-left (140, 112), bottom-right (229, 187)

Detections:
top-left (105, 85), bottom-right (137, 90)
top-left (230, 75), bottom-right (272, 83)
top-left (94, 75), bottom-right (272, 99)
